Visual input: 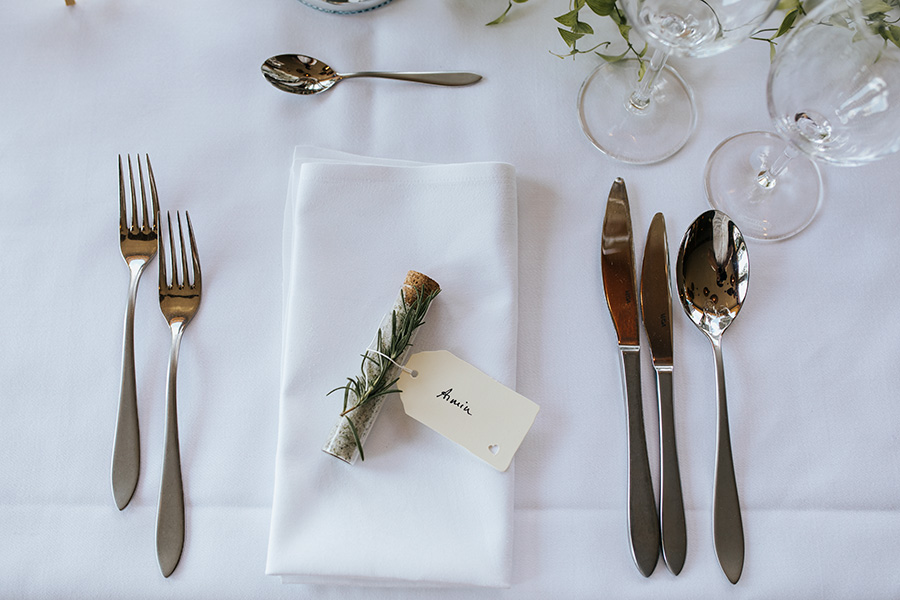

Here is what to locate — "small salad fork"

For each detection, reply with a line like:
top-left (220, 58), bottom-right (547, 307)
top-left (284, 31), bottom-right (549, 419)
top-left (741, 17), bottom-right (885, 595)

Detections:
top-left (156, 211), bottom-right (201, 578)
top-left (112, 155), bottom-right (159, 511)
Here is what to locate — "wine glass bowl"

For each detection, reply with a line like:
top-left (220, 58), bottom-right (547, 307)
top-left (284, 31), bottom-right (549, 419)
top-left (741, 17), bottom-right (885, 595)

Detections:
top-left (629, 0), bottom-right (774, 56)
top-left (768, 13), bottom-right (900, 165)
top-left (635, 0), bottom-right (721, 52)
top-left (706, 0), bottom-right (900, 241)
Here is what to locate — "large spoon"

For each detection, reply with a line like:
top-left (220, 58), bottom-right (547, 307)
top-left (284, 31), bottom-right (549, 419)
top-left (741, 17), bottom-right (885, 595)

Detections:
top-left (261, 54), bottom-right (482, 95)
top-left (675, 210), bottom-right (749, 585)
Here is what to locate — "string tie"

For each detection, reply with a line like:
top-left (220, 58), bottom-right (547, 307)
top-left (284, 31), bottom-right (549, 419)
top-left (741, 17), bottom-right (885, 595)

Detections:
top-left (364, 347), bottom-right (418, 377)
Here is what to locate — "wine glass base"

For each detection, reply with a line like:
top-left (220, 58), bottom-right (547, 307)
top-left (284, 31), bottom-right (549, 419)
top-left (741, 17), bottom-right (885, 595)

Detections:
top-left (705, 131), bottom-right (823, 242)
top-left (577, 59), bottom-right (696, 164)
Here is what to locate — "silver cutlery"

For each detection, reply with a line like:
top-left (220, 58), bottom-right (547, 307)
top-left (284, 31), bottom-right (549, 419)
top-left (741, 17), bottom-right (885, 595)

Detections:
top-left (112, 154), bottom-right (159, 511)
top-left (156, 211), bottom-right (202, 578)
top-left (601, 178), bottom-right (660, 577)
top-left (640, 213), bottom-right (686, 575)
top-left (261, 54), bottom-right (482, 96)
top-left (675, 210), bottom-right (749, 584)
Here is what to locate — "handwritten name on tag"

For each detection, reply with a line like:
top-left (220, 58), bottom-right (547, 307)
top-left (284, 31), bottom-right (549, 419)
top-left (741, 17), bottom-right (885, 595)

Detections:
top-left (398, 351), bottom-right (540, 471)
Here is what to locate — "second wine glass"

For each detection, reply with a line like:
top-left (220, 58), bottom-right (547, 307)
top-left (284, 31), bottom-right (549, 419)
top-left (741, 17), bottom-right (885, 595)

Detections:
top-left (705, 0), bottom-right (900, 241)
top-left (577, 0), bottom-right (778, 164)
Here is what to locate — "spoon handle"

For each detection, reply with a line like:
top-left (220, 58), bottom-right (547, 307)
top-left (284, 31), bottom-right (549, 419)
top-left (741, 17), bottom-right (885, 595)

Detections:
top-left (711, 337), bottom-right (744, 584)
top-left (340, 71), bottom-right (482, 86)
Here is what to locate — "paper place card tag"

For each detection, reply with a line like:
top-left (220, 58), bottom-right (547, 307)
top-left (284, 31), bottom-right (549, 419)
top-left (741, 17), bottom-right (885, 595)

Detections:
top-left (397, 350), bottom-right (539, 471)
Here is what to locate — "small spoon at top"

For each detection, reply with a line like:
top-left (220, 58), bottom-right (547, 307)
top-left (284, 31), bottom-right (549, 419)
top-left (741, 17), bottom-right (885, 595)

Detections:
top-left (261, 54), bottom-right (482, 95)
top-left (675, 210), bottom-right (750, 585)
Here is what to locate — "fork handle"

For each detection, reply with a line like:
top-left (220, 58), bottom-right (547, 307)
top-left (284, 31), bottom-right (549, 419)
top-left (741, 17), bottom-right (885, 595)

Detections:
top-left (157, 322), bottom-right (186, 578)
top-left (111, 260), bottom-right (147, 510)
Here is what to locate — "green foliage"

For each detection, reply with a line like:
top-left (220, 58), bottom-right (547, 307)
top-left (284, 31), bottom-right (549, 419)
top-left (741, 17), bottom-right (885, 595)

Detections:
top-left (865, 0), bottom-right (900, 48)
top-left (486, 0), bottom-right (532, 25)
top-left (486, 0), bottom-right (647, 67)
top-left (752, 0), bottom-right (900, 58)
top-left (750, 0), bottom-right (804, 59)
top-left (489, 0), bottom-right (900, 62)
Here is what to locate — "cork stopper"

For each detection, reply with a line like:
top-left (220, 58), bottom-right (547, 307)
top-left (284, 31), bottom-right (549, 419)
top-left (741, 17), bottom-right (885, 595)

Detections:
top-left (402, 270), bottom-right (440, 305)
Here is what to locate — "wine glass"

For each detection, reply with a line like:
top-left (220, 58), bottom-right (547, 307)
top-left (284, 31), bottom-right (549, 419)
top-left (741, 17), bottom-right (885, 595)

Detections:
top-left (705, 0), bottom-right (900, 241)
top-left (577, 0), bottom-right (779, 164)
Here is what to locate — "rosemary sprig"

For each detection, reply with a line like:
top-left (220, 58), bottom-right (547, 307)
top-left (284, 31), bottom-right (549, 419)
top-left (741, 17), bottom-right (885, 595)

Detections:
top-left (327, 284), bottom-right (440, 459)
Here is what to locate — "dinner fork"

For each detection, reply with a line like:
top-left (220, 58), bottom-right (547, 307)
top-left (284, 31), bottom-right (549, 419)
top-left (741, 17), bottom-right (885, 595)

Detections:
top-left (112, 154), bottom-right (159, 511)
top-left (156, 211), bottom-right (201, 578)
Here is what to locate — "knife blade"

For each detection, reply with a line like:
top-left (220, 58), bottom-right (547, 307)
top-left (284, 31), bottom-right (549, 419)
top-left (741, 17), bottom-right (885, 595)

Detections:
top-left (640, 212), bottom-right (686, 576)
top-left (601, 177), bottom-right (660, 577)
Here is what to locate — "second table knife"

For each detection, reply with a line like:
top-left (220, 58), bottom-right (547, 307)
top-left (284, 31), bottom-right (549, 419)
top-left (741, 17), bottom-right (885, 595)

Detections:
top-left (640, 212), bottom-right (687, 575)
top-left (601, 178), bottom-right (660, 577)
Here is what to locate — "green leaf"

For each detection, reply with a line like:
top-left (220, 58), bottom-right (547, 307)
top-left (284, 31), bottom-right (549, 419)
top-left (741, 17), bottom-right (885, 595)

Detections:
top-left (558, 27), bottom-right (585, 47)
top-left (774, 9), bottom-right (798, 38)
top-left (775, 0), bottom-right (800, 12)
top-left (486, 1), bottom-right (512, 26)
top-left (587, 0), bottom-right (617, 16)
top-left (608, 8), bottom-right (622, 25)
top-left (573, 20), bottom-right (595, 35)
top-left (860, 0), bottom-right (893, 15)
top-left (887, 24), bottom-right (900, 48)
top-left (596, 48), bottom-right (631, 62)
top-left (554, 8), bottom-right (581, 27)
top-left (345, 416), bottom-right (365, 462)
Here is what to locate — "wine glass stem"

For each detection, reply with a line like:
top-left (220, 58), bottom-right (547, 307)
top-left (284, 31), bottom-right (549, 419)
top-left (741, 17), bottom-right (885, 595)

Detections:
top-left (756, 144), bottom-right (798, 189)
top-left (629, 48), bottom-right (671, 111)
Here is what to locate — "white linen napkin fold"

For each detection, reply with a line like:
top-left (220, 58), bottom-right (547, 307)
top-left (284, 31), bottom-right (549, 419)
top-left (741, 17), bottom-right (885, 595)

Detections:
top-left (265, 147), bottom-right (518, 587)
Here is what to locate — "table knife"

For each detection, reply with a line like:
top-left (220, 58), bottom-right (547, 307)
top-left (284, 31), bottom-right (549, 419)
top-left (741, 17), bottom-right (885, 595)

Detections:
top-left (640, 213), bottom-right (687, 575)
top-left (600, 178), bottom-right (660, 577)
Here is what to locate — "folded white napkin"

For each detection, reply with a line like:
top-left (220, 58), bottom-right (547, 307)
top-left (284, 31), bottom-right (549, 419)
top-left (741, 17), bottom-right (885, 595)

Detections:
top-left (265, 147), bottom-right (519, 587)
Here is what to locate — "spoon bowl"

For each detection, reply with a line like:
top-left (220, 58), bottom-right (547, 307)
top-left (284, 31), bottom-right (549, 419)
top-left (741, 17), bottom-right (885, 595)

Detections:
top-left (262, 54), bottom-right (340, 95)
top-left (261, 54), bottom-right (482, 95)
top-left (677, 210), bottom-right (749, 338)
top-left (675, 209), bottom-right (749, 584)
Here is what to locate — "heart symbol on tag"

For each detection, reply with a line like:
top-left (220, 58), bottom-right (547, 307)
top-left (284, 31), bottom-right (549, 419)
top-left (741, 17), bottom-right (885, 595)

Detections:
top-left (488, 444), bottom-right (500, 455)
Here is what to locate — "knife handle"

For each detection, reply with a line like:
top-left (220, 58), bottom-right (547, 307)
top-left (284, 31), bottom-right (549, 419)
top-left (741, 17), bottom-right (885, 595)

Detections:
top-left (656, 367), bottom-right (686, 575)
top-left (619, 346), bottom-right (660, 577)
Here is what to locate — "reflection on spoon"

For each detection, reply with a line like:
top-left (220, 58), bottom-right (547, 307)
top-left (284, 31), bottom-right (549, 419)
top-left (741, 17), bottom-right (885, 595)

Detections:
top-left (261, 54), bottom-right (482, 95)
top-left (675, 209), bottom-right (749, 584)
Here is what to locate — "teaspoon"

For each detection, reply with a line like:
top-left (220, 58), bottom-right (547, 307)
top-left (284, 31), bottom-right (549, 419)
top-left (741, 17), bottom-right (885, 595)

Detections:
top-left (261, 54), bottom-right (482, 95)
top-left (675, 210), bottom-right (749, 584)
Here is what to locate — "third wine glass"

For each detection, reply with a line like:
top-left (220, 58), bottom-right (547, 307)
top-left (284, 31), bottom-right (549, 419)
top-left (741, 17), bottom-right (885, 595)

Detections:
top-left (705, 0), bottom-right (900, 240)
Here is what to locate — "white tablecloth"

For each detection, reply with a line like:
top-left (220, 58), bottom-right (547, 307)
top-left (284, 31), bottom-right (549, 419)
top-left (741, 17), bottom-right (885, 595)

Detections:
top-left (2, 0), bottom-right (899, 598)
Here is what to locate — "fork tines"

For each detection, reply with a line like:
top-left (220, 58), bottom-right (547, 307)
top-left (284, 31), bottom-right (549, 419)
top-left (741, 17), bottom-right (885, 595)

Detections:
top-left (159, 211), bottom-right (201, 291)
top-left (118, 154), bottom-right (159, 241)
